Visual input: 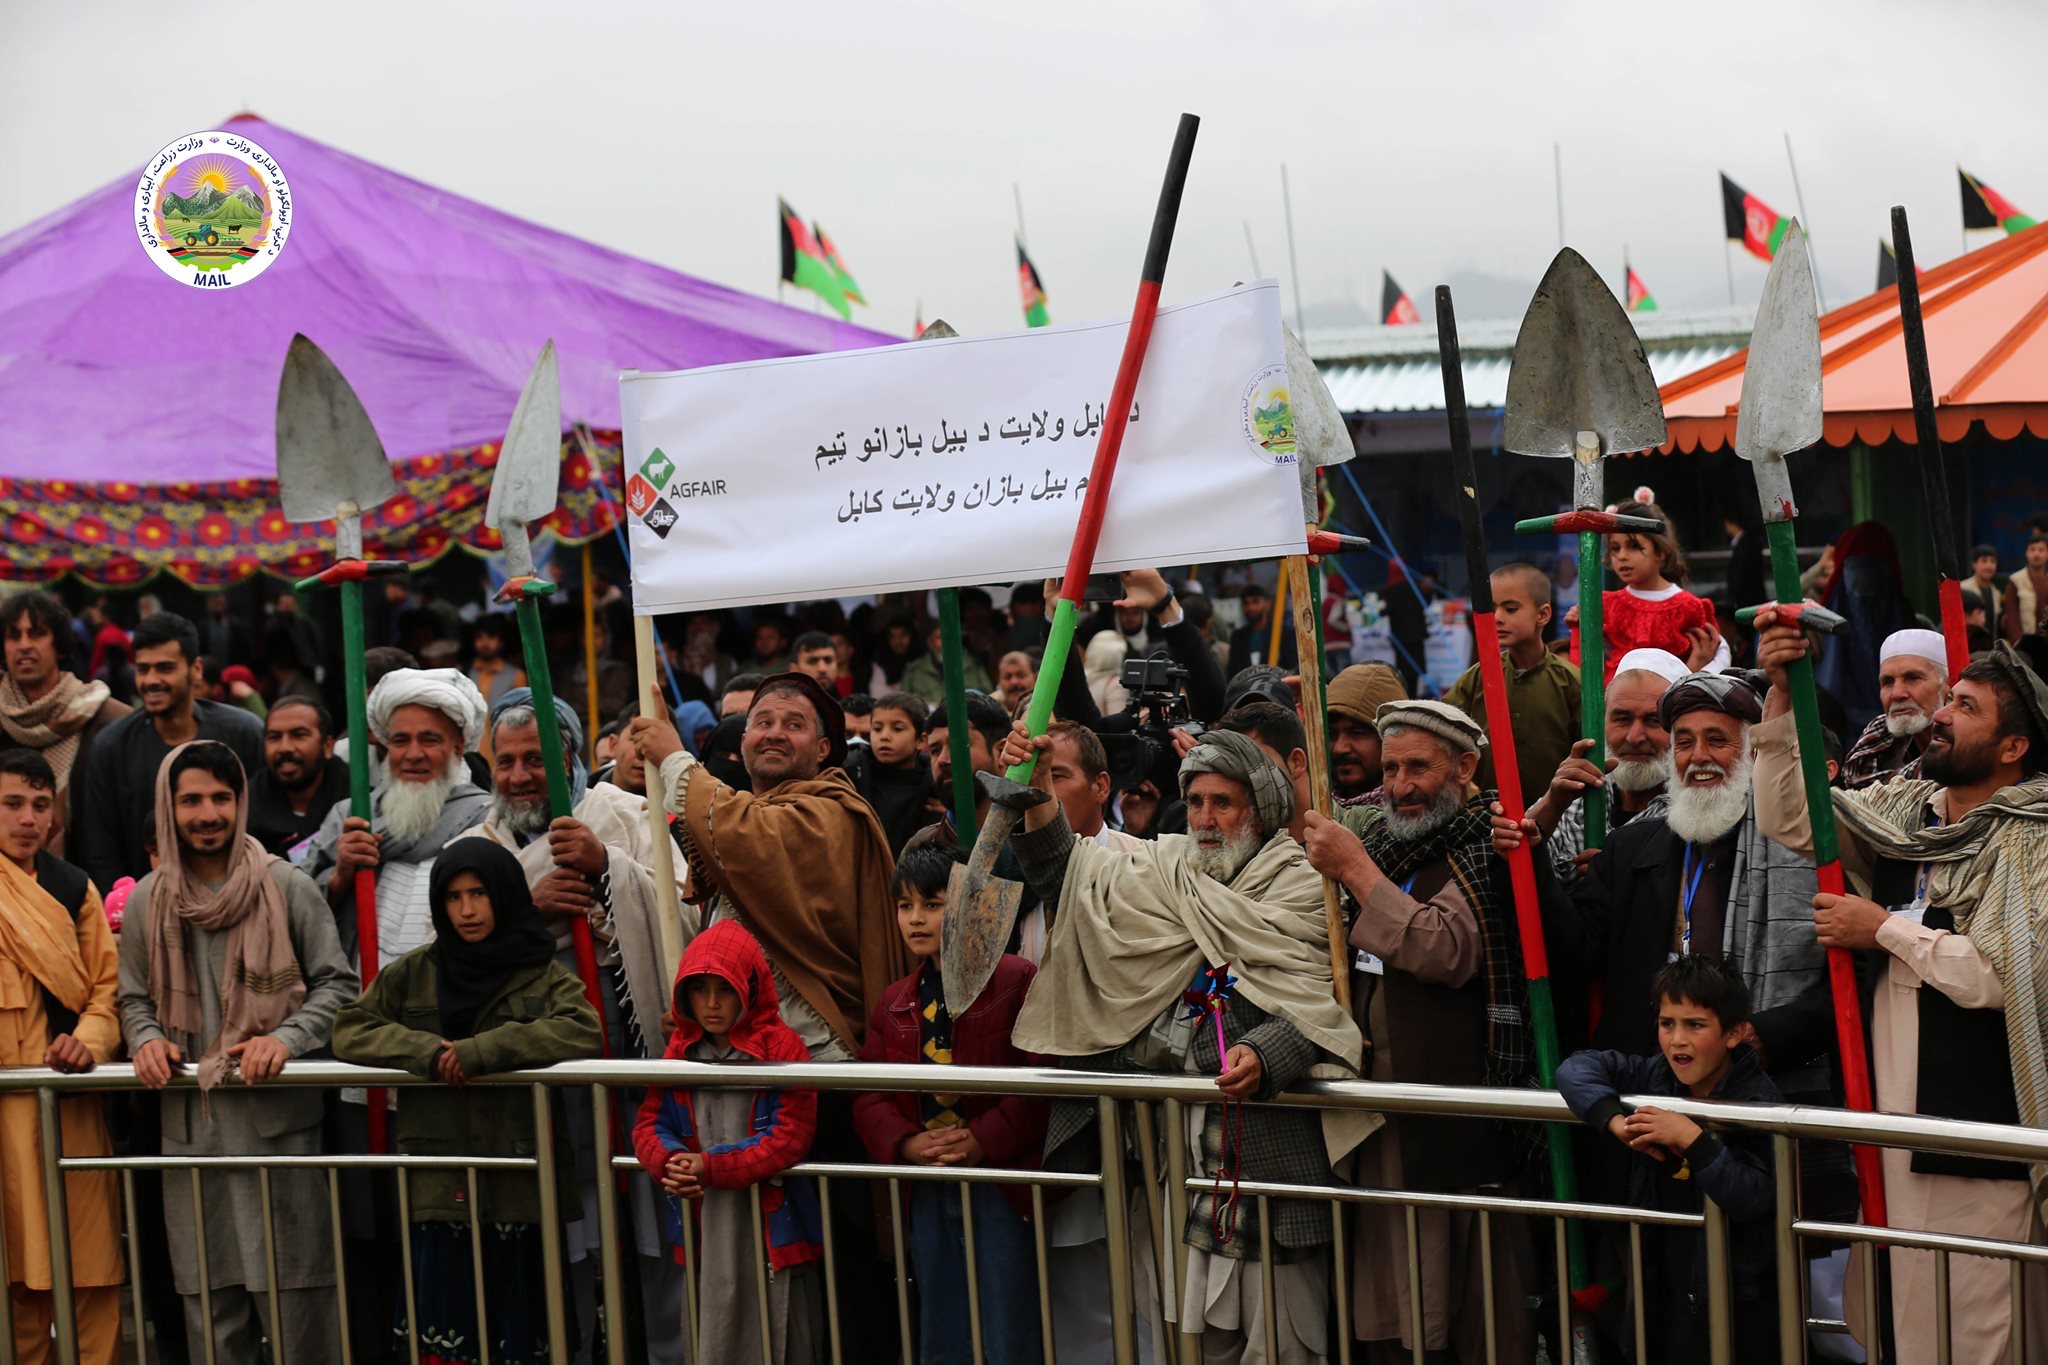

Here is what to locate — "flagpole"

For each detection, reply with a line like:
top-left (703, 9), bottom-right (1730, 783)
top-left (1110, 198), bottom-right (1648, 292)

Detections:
top-left (1281, 162), bottom-right (1306, 333)
top-left (1553, 142), bottom-right (1566, 248)
top-left (1243, 220), bottom-right (1263, 277)
top-left (1724, 238), bottom-right (1736, 304)
top-left (1013, 182), bottom-right (1028, 249)
top-left (1783, 132), bottom-right (1827, 310)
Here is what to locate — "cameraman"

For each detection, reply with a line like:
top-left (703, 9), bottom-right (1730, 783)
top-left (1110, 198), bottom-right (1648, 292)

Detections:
top-left (1038, 568), bottom-right (1227, 727)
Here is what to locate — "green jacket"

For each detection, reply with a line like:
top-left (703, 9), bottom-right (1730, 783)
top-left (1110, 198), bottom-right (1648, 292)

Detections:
top-left (900, 651), bottom-right (992, 708)
top-left (1441, 648), bottom-right (1581, 810)
top-left (331, 947), bottom-right (601, 1224)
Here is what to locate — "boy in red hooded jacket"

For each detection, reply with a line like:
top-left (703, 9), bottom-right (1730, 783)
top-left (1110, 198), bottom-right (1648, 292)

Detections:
top-left (854, 846), bottom-right (1049, 1365)
top-left (634, 919), bottom-right (824, 1363)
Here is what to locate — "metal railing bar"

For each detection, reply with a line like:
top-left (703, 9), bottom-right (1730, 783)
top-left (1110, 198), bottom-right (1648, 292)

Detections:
top-left (1177, 1176), bottom-right (1704, 1229)
top-left (62, 1154), bottom-right (536, 1172)
top-left (468, 1166), bottom-right (491, 1365)
top-left (1030, 1183), bottom-right (1056, 1365)
top-left (961, 1181), bottom-right (985, 1365)
top-left (592, 1082), bottom-right (625, 1365)
top-left (1260, 1193), bottom-right (1281, 1365)
top-left (1795, 1219), bottom-right (2048, 1263)
top-left (818, 1174), bottom-right (843, 1365)
top-left (326, 1167), bottom-right (353, 1363)
top-left (747, 1182), bottom-right (772, 1365)
top-left (1479, 1207), bottom-right (1497, 1365)
top-left (256, 1166), bottom-right (284, 1365)
top-left (887, 1176), bottom-right (913, 1365)
top-left (190, 1165), bottom-right (216, 1365)
top-left (1405, 1203), bottom-right (1425, 1365)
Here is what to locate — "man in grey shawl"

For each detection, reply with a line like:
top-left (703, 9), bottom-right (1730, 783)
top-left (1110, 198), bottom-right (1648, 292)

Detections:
top-left (455, 688), bottom-right (696, 1365)
top-left (996, 721), bottom-right (1366, 1365)
top-left (1753, 623), bottom-right (2048, 1364)
top-left (117, 741), bottom-right (357, 1363)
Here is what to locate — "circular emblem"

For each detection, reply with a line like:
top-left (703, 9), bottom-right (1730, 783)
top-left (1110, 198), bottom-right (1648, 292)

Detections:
top-left (1240, 364), bottom-right (1297, 466)
top-left (134, 130), bottom-right (293, 289)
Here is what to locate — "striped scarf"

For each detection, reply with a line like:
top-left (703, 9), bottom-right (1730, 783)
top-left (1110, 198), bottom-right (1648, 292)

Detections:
top-left (1354, 792), bottom-right (1531, 1091)
top-left (1831, 774), bottom-right (2048, 1208)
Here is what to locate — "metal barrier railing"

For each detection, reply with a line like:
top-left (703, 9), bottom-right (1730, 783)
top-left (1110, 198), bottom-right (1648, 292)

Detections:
top-left (2, 1058), bottom-right (2043, 1365)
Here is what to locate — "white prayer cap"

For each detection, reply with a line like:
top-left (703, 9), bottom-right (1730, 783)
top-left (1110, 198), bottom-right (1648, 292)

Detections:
top-left (1880, 629), bottom-right (1948, 669)
top-left (367, 668), bottom-right (489, 751)
top-left (1611, 649), bottom-right (1690, 688)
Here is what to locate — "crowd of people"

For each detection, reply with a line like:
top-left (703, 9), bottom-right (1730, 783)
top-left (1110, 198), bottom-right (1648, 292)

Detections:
top-left (2, 499), bottom-right (2047, 1365)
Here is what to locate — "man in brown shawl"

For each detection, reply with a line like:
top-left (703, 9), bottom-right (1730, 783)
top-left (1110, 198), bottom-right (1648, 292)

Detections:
top-left (117, 741), bottom-right (357, 1364)
top-left (0, 591), bottom-right (128, 860)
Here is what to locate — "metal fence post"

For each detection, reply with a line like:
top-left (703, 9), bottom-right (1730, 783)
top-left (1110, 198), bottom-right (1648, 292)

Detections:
top-left (35, 1088), bottom-right (77, 1365)
top-left (531, 1083), bottom-right (571, 1364)
top-left (1702, 1192), bottom-right (1734, 1365)
top-left (1773, 1134), bottom-right (1804, 1364)
top-left (592, 1082), bottom-right (626, 1365)
top-left (1097, 1096), bottom-right (1139, 1364)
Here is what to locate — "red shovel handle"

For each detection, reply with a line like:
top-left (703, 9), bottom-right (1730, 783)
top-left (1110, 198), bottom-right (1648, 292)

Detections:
top-left (1817, 859), bottom-right (1887, 1226)
top-left (353, 867), bottom-right (389, 1154)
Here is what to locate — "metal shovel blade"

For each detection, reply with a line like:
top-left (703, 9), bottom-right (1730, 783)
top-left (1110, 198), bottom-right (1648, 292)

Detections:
top-left (485, 341), bottom-right (563, 576)
top-left (941, 771), bottom-right (1053, 1008)
top-left (1734, 221), bottom-right (1823, 470)
top-left (1283, 325), bottom-right (1354, 471)
top-left (1503, 249), bottom-right (1668, 461)
top-left (275, 334), bottom-right (397, 524)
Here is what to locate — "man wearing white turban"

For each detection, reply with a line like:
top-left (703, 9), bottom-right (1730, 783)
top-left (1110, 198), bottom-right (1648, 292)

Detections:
top-left (301, 668), bottom-right (492, 968)
top-left (1839, 627), bottom-right (1952, 789)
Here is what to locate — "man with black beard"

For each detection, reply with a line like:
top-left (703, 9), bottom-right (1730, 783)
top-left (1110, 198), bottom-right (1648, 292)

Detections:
top-left (247, 698), bottom-right (349, 860)
top-left (1303, 700), bottom-right (1537, 1362)
top-left (1839, 628), bottom-right (1950, 788)
top-left (1518, 648), bottom-right (1688, 878)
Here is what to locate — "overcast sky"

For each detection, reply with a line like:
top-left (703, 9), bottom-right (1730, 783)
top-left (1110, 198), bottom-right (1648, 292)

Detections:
top-left (7, 0), bottom-right (2042, 336)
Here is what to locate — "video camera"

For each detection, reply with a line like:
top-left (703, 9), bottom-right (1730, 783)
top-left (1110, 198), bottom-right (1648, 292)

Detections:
top-left (1097, 655), bottom-right (1203, 797)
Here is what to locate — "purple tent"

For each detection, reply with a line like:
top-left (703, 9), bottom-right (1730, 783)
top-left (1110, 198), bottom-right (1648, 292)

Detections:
top-left (0, 113), bottom-right (894, 585)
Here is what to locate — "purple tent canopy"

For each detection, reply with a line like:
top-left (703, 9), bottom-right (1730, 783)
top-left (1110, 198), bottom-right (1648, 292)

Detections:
top-left (0, 113), bottom-right (895, 484)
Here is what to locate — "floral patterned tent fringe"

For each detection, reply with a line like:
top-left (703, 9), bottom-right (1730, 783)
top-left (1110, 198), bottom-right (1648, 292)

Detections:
top-left (0, 432), bottom-right (625, 588)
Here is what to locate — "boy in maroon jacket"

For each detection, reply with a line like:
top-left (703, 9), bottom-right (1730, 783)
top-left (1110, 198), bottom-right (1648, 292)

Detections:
top-left (855, 846), bottom-right (1049, 1365)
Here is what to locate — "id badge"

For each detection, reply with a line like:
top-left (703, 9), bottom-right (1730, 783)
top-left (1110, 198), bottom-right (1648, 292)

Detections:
top-left (1892, 898), bottom-right (1928, 927)
top-left (1353, 950), bottom-right (1386, 976)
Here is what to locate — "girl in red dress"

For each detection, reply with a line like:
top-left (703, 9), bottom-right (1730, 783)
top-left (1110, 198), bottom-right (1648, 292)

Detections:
top-left (1569, 493), bottom-right (1726, 680)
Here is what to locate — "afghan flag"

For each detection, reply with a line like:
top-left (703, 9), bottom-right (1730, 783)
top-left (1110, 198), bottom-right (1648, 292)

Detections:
top-left (779, 199), bottom-right (850, 320)
top-left (1960, 168), bottom-right (2038, 235)
top-left (1625, 263), bottom-right (1658, 313)
top-left (1720, 173), bottom-right (1794, 262)
top-left (1381, 270), bottom-right (1420, 325)
top-left (1876, 238), bottom-right (1926, 291)
top-left (812, 221), bottom-right (865, 306)
top-left (1017, 240), bottom-right (1050, 327)
top-left (914, 300), bottom-right (925, 338)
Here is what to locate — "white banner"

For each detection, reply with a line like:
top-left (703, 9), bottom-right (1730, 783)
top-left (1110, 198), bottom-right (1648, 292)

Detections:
top-left (619, 281), bottom-right (1310, 615)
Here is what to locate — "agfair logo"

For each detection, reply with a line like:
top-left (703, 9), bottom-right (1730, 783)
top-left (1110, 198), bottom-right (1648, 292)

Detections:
top-left (1240, 365), bottom-right (1297, 465)
top-left (135, 130), bottom-right (293, 288)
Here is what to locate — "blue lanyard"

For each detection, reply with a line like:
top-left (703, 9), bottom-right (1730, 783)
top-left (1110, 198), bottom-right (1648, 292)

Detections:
top-left (1400, 873), bottom-right (1418, 896)
top-left (1680, 844), bottom-right (1709, 954)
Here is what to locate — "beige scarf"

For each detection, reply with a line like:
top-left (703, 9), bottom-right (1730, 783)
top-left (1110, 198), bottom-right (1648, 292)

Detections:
top-left (1833, 773), bottom-right (2048, 1209)
top-left (0, 852), bottom-right (89, 1015)
top-left (146, 743), bottom-right (304, 1092)
top-left (0, 673), bottom-right (110, 789)
top-left (1013, 829), bottom-right (1378, 1162)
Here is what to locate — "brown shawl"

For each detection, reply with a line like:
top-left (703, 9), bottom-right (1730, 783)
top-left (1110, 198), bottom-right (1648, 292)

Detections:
top-left (146, 743), bottom-right (304, 1091)
top-left (678, 764), bottom-right (905, 1050)
top-left (0, 675), bottom-right (114, 855)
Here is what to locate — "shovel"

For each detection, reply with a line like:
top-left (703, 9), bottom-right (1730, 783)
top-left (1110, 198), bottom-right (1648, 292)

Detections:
top-left (276, 333), bottom-right (406, 1152)
top-left (942, 112), bottom-right (1200, 1013)
top-left (1503, 249), bottom-right (1668, 850)
top-left (1890, 207), bottom-right (1971, 678)
top-left (487, 342), bottom-right (611, 1052)
top-left (1280, 323), bottom-right (1358, 1009)
top-left (1729, 225), bottom-right (1888, 1235)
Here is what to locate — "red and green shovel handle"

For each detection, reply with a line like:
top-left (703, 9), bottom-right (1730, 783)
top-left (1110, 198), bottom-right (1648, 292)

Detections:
top-left (1439, 287), bottom-right (1591, 1304)
top-left (498, 576), bottom-right (611, 1056)
top-left (1005, 113), bottom-right (1199, 785)
top-left (1749, 522), bottom-right (1888, 1227)
top-left (297, 557), bottom-right (413, 1153)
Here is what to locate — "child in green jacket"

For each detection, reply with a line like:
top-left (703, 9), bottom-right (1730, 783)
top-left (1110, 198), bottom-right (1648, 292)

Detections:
top-left (333, 839), bottom-right (600, 1365)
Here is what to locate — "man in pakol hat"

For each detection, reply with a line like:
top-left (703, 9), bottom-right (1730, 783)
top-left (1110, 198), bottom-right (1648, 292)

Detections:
top-left (1302, 699), bottom-right (1536, 1361)
top-left (1840, 627), bottom-right (1951, 789)
top-left (995, 721), bottom-right (1365, 1364)
top-left (1324, 662), bottom-right (1407, 802)
top-left (1754, 621), bottom-right (2048, 1363)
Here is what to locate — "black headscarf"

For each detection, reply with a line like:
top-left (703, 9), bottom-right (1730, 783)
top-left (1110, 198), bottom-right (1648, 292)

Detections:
top-left (428, 840), bottom-right (557, 1039)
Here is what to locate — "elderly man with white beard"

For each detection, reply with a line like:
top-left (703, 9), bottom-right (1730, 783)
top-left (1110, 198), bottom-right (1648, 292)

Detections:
top-left (1299, 700), bottom-right (1539, 1362)
top-left (455, 689), bottom-right (697, 1365)
top-left (1839, 627), bottom-right (1951, 788)
top-left (1517, 648), bottom-right (1690, 878)
top-left (996, 722), bottom-right (1368, 1365)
